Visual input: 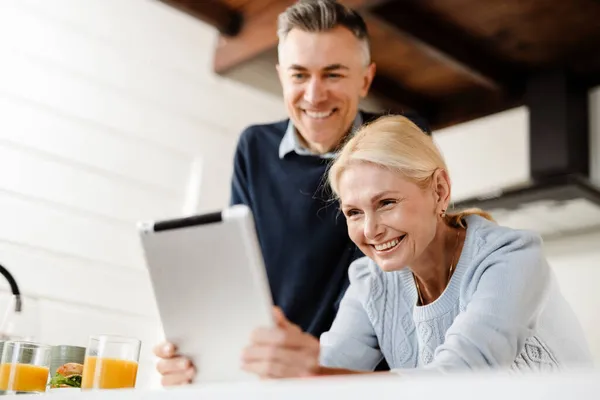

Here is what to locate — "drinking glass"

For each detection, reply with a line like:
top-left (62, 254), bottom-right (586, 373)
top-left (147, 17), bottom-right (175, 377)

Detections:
top-left (81, 335), bottom-right (140, 390)
top-left (0, 341), bottom-right (51, 394)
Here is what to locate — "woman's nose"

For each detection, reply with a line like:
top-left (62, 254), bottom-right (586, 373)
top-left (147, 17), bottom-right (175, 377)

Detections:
top-left (364, 215), bottom-right (384, 241)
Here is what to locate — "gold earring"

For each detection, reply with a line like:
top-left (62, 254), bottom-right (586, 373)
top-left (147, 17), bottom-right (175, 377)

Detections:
top-left (440, 209), bottom-right (446, 218)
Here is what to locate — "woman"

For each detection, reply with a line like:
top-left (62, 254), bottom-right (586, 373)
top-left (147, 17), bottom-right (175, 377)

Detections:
top-left (154, 115), bottom-right (592, 384)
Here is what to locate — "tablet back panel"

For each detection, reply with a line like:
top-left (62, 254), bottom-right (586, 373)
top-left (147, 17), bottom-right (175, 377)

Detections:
top-left (139, 205), bottom-right (273, 383)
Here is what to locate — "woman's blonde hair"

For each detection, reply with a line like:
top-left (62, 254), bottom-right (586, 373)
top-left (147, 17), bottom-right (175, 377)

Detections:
top-left (328, 115), bottom-right (493, 228)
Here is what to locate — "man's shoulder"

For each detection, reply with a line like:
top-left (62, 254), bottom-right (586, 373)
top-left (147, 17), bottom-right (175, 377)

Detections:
top-left (238, 118), bottom-right (289, 145)
top-left (360, 110), bottom-right (431, 135)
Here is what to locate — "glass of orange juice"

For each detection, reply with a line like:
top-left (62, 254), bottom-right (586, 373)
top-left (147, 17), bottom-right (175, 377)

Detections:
top-left (0, 341), bottom-right (51, 394)
top-left (81, 335), bottom-right (140, 390)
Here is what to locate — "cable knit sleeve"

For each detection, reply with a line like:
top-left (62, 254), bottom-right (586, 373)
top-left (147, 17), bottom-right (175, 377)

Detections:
top-left (425, 229), bottom-right (551, 371)
top-left (319, 256), bottom-right (383, 371)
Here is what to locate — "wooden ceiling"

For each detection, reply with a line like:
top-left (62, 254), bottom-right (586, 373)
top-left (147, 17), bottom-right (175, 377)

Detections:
top-left (160, 0), bottom-right (600, 129)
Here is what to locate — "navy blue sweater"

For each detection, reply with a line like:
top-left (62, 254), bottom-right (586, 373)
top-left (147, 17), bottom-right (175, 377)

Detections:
top-left (230, 112), bottom-right (429, 337)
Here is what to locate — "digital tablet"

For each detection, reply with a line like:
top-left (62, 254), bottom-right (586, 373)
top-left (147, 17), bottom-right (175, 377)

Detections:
top-left (138, 204), bottom-right (274, 383)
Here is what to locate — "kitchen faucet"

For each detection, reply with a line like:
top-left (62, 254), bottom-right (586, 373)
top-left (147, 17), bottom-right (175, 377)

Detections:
top-left (0, 262), bottom-right (22, 339)
top-left (0, 263), bottom-right (21, 312)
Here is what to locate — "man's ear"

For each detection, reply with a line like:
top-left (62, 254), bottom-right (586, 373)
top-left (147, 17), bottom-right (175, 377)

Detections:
top-left (276, 64), bottom-right (283, 85)
top-left (360, 62), bottom-right (376, 98)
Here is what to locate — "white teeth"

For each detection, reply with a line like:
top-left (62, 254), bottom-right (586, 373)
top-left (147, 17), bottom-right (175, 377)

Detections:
top-left (305, 110), bottom-right (334, 119)
top-left (374, 238), bottom-right (400, 251)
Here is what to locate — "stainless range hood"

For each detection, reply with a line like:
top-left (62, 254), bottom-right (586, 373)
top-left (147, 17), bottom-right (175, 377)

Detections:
top-left (454, 70), bottom-right (600, 238)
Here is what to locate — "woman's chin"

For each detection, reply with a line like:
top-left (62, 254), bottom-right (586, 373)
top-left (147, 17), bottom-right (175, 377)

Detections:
top-left (373, 256), bottom-right (406, 272)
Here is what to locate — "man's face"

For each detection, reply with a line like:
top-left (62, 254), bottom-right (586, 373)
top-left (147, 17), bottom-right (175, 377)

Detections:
top-left (277, 26), bottom-right (375, 154)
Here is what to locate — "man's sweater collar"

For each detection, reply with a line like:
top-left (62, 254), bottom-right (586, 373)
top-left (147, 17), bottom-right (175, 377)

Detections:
top-left (278, 112), bottom-right (364, 159)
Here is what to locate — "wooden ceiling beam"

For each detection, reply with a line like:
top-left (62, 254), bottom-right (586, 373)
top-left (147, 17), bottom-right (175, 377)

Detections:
top-left (213, 0), bottom-right (294, 74)
top-left (372, 1), bottom-right (525, 93)
top-left (213, 0), bottom-right (394, 74)
top-left (157, 0), bottom-right (242, 36)
top-left (369, 75), bottom-right (436, 120)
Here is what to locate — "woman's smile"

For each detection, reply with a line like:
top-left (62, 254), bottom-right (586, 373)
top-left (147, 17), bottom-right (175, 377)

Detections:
top-left (371, 235), bottom-right (406, 254)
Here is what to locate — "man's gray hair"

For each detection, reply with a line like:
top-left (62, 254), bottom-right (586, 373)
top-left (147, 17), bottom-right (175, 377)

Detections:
top-left (277, 0), bottom-right (371, 65)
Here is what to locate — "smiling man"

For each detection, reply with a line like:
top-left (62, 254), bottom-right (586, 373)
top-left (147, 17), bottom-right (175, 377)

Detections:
top-left (154, 0), bottom-right (430, 386)
top-left (227, 0), bottom-right (430, 337)
top-left (230, 0), bottom-right (395, 338)
top-left (275, 22), bottom-right (374, 156)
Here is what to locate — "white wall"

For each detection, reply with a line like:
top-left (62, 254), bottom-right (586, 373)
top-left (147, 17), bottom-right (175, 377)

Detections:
top-left (434, 107), bottom-right (530, 203)
top-left (0, 0), bottom-right (284, 388)
top-left (434, 86), bottom-right (600, 363)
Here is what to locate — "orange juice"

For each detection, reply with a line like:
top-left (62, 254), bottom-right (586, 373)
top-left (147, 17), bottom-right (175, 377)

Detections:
top-left (0, 363), bottom-right (49, 392)
top-left (81, 356), bottom-right (138, 389)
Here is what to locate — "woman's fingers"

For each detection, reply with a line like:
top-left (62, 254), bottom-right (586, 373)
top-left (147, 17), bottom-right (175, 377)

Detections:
top-left (242, 309), bottom-right (320, 379)
top-left (250, 324), bottom-right (309, 348)
top-left (160, 366), bottom-right (196, 386)
top-left (242, 324), bottom-right (321, 380)
top-left (153, 342), bottom-right (177, 358)
top-left (156, 356), bottom-right (192, 375)
top-left (273, 306), bottom-right (294, 328)
top-left (157, 356), bottom-right (196, 386)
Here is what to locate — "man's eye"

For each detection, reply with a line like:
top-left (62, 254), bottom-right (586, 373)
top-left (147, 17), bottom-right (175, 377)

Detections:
top-left (325, 73), bottom-right (342, 78)
top-left (292, 73), bottom-right (307, 80)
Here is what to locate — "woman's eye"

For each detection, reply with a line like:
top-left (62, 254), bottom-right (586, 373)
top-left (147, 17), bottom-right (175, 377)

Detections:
top-left (380, 199), bottom-right (397, 207)
top-left (345, 209), bottom-right (361, 217)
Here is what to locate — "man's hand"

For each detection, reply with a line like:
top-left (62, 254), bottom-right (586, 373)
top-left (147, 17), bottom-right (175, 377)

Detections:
top-left (153, 342), bottom-right (196, 386)
top-left (241, 307), bottom-right (321, 379)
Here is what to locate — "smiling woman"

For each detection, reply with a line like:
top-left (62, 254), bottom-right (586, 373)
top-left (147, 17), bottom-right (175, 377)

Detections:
top-left (236, 114), bottom-right (593, 379)
top-left (314, 114), bottom-right (593, 373)
top-left (328, 115), bottom-right (492, 278)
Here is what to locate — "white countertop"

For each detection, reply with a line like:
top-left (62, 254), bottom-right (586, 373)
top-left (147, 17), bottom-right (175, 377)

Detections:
top-left (33, 369), bottom-right (600, 400)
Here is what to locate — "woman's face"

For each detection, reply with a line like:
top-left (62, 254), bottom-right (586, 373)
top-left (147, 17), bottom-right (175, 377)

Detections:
top-left (338, 162), bottom-right (444, 272)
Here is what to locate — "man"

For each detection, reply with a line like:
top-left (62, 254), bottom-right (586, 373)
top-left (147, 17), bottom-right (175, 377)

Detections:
top-left (154, 0), bottom-right (429, 385)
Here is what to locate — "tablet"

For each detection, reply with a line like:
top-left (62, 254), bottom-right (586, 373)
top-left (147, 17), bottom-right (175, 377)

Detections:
top-left (138, 204), bottom-right (274, 383)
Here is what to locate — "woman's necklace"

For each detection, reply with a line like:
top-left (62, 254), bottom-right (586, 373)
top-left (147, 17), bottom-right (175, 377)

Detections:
top-left (414, 229), bottom-right (461, 306)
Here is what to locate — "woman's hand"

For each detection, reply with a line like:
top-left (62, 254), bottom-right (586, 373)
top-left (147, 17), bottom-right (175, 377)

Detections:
top-left (241, 307), bottom-right (321, 379)
top-left (153, 342), bottom-right (196, 386)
